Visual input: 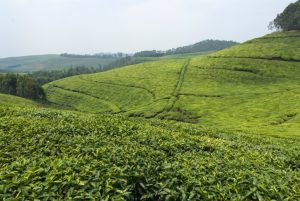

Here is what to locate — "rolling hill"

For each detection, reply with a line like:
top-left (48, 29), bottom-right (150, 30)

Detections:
top-left (0, 39), bottom-right (237, 73)
top-left (44, 31), bottom-right (300, 136)
top-left (0, 54), bottom-right (118, 72)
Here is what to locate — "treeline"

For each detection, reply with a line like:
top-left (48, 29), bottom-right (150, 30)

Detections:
top-left (29, 66), bottom-right (102, 85)
top-left (134, 50), bottom-right (165, 57)
top-left (29, 57), bottom-right (151, 85)
top-left (269, 0), bottom-right (300, 31)
top-left (134, 39), bottom-right (238, 57)
top-left (0, 74), bottom-right (45, 100)
top-left (60, 53), bottom-right (129, 59)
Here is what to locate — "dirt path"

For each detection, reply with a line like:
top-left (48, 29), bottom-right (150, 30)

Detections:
top-left (152, 59), bottom-right (190, 117)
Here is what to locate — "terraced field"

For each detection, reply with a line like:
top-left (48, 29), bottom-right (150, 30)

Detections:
top-left (44, 31), bottom-right (300, 136)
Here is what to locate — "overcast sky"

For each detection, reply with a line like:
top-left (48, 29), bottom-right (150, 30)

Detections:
top-left (0, 0), bottom-right (296, 58)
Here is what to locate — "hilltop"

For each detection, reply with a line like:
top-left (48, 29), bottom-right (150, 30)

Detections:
top-left (44, 31), bottom-right (300, 136)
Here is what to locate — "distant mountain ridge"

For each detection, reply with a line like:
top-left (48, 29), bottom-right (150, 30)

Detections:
top-left (0, 54), bottom-right (119, 73)
top-left (134, 39), bottom-right (238, 57)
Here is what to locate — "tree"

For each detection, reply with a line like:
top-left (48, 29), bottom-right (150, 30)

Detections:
top-left (269, 0), bottom-right (300, 31)
top-left (0, 74), bottom-right (17, 95)
top-left (0, 74), bottom-right (45, 100)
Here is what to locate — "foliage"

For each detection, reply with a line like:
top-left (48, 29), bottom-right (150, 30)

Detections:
top-left (0, 74), bottom-right (45, 100)
top-left (269, 0), bottom-right (300, 31)
top-left (0, 105), bottom-right (299, 200)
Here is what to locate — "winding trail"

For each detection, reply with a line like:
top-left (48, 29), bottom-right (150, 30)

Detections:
top-left (152, 59), bottom-right (190, 117)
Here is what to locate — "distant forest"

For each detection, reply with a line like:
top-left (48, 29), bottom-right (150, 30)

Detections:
top-left (29, 66), bottom-right (103, 85)
top-left (60, 53), bottom-right (129, 59)
top-left (0, 74), bottom-right (45, 100)
top-left (134, 39), bottom-right (238, 57)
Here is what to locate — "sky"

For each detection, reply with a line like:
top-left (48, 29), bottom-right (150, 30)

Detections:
top-left (0, 0), bottom-right (296, 58)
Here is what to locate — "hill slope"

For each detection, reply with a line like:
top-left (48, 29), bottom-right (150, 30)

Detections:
top-left (44, 31), bottom-right (300, 136)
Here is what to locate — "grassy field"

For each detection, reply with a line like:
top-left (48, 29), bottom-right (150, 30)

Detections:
top-left (0, 103), bottom-right (299, 200)
top-left (0, 54), bottom-right (118, 72)
top-left (44, 31), bottom-right (300, 136)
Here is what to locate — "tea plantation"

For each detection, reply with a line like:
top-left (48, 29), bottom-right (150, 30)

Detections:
top-left (1, 31), bottom-right (300, 200)
top-left (0, 104), bottom-right (299, 200)
top-left (44, 31), bottom-right (300, 136)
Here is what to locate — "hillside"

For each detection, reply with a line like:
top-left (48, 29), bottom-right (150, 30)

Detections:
top-left (0, 101), bottom-right (299, 199)
top-left (44, 31), bottom-right (300, 136)
top-left (0, 54), bottom-right (118, 72)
